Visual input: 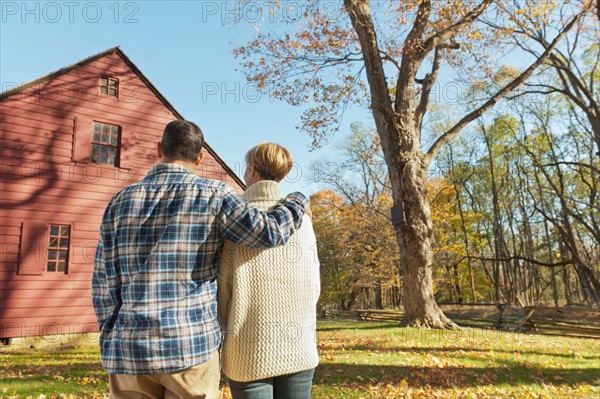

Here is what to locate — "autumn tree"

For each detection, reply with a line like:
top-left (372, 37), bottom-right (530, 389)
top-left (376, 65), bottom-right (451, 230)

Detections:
top-left (310, 124), bottom-right (400, 310)
top-left (309, 190), bottom-right (355, 309)
top-left (426, 176), bottom-right (488, 304)
top-left (434, 139), bottom-right (481, 303)
top-left (234, 0), bottom-right (594, 328)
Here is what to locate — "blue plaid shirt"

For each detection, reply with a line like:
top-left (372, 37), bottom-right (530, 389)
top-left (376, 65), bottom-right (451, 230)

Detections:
top-left (92, 163), bottom-right (308, 375)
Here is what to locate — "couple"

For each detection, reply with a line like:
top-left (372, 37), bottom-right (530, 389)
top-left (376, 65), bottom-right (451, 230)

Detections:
top-left (92, 120), bottom-right (320, 399)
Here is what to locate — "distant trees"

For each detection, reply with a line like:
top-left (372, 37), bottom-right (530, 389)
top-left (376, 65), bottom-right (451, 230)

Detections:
top-left (430, 89), bottom-right (599, 306)
top-left (427, 176), bottom-right (487, 304)
top-left (311, 124), bottom-right (400, 310)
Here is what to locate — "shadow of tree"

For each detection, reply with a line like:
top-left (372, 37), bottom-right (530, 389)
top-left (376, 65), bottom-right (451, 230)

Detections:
top-left (333, 343), bottom-right (600, 361)
top-left (314, 362), bottom-right (599, 388)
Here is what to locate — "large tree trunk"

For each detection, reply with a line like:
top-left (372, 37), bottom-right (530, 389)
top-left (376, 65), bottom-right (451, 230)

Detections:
top-left (394, 156), bottom-right (459, 328)
top-left (560, 240), bottom-right (574, 305)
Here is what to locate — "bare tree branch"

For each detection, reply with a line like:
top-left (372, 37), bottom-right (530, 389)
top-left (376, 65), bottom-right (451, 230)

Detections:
top-left (415, 45), bottom-right (446, 131)
top-left (421, 0), bottom-right (494, 55)
top-left (394, 0), bottom-right (432, 114)
top-left (424, 8), bottom-right (588, 166)
top-left (461, 255), bottom-right (574, 268)
top-left (344, 0), bottom-right (394, 120)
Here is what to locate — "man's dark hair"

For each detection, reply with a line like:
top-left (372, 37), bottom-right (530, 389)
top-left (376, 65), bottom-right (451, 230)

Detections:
top-left (161, 120), bottom-right (204, 163)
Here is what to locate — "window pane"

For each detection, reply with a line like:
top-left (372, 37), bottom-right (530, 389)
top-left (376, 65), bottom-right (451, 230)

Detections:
top-left (101, 133), bottom-right (109, 143)
top-left (101, 77), bottom-right (107, 85)
top-left (47, 262), bottom-right (56, 272)
top-left (110, 125), bottom-right (118, 135)
top-left (60, 226), bottom-right (70, 236)
top-left (107, 147), bottom-right (117, 166)
top-left (110, 132), bottom-right (118, 145)
top-left (49, 237), bottom-right (58, 247)
top-left (101, 147), bottom-right (109, 164)
top-left (59, 238), bottom-right (69, 248)
top-left (57, 262), bottom-right (66, 272)
top-left (109, 79), bottom-right (117, 88)
top-left (93, 132), bottom-right (101, 142)
top-left (108, 88), bottom-right (116, 96)
top-left (94, 122), bottom-right (101, 132)
top-left (58, 250), bottom-right (67, 260)
top-left (102, 124), bottom-right (109, 134)
top-left (50, 225), bottom-right (59, 235)
top-left (48, 250), bottom-right (58, 260)
top-left (92, 144), bottom-right (101, 163)
top-left (100, 87), bottom-right (108, 94)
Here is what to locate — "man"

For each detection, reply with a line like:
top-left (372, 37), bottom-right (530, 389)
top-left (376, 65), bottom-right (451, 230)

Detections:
top-left (92, 120), bottom-right (308, 399)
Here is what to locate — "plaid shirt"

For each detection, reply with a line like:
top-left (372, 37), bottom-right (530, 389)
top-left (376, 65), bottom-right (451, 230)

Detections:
top-left (92, 163), bottom-right (308, 375)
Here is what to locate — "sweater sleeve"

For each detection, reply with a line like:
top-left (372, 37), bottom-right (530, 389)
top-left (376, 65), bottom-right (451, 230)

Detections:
top-left (302, 215), bottom-right (321, 305)
top-left (218, 240), bottom-right (235, 332)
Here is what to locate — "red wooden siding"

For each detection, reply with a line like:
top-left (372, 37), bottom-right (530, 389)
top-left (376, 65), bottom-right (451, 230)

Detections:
top-left (0, 50), bottom-right (243, 339)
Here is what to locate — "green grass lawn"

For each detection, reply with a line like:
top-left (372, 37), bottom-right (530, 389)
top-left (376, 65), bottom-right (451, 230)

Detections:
top-left (1, 319), bottom-right (599, 398)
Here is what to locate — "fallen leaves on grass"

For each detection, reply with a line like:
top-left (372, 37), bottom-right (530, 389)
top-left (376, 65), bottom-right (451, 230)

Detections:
top-left (315, 320), bottom-right (600, 398)
top-left (1, 394), bottom-right (108, 399)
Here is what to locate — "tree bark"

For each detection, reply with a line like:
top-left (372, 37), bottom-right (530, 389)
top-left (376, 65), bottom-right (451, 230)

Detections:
top-left (393, 135), bottom-right (460, 328)
top-left (374, 284), bottom-right (383, 309)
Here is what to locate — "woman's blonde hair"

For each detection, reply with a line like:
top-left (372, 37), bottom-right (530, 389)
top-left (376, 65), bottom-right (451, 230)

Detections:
top-left (245, 142), bottom-right (293, 182)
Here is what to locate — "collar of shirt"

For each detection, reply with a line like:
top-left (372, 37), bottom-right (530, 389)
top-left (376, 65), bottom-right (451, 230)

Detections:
top-left (147, 163), bottom-right (194, 177)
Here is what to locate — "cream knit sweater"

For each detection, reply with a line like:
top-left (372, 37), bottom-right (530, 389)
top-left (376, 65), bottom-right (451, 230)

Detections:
top-left (218, 180), bottom-right (320, 382)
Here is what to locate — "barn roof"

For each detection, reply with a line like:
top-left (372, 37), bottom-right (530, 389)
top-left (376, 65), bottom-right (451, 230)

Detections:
top-left (0, 46), bottom-right (245, 188)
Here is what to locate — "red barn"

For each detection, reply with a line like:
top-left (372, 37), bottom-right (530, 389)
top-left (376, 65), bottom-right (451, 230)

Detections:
top-left (0, 47), bottom-right (244, 343)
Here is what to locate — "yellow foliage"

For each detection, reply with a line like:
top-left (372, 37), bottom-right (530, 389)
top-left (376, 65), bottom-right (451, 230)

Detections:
top-left (311, 189), bottom-right (400, 308)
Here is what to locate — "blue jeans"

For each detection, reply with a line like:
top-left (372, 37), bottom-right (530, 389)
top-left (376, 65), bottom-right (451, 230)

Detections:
top-left (228, 368), bottom-right (315, 399)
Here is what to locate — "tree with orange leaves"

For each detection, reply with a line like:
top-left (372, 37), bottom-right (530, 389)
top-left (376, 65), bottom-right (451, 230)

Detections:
top-left (310, 125), bottom-right (401, 310)
top-left (234, 0), bottom-right (595, 328)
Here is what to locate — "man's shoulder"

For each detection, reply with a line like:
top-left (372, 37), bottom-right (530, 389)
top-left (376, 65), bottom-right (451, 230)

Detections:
top-left (112, 175), bottom-right (234, 200)
top-left (188, 175), bottom-right (231, 190)
top-left (185, 176), bottom-right (239, 197)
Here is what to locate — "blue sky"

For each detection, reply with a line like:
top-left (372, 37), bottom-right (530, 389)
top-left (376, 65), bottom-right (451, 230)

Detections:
top-left (1, 0), bottom-right (372, 194)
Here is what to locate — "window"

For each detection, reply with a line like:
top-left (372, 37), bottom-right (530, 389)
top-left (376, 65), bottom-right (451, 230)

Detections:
top-left (47, 225), bottom-right (70, 273)
top-left (92, 121), bottom-right (120, 166)
top-left (100, 77), bottom-right (118, 96)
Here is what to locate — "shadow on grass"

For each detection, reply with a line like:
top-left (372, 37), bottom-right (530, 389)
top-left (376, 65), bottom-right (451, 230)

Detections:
top-left (334, 343), bottom-right (600, 361)
top-left (314, 363), bottom-right (600, 389)
top-left (0, 359), bottom-right (105, 376)
top-left (0, 373), bottom-right (106, 384)
top-left (317, 323), bottom-right (400, 332)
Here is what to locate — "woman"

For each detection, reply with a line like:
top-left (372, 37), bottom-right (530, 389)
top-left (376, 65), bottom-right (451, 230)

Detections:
top-left (218, 142), bottom-right (320, 399)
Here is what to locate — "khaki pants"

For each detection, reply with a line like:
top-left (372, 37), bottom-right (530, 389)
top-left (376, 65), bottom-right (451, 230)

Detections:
top-left (109, 353), bottom-right (220, 399)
